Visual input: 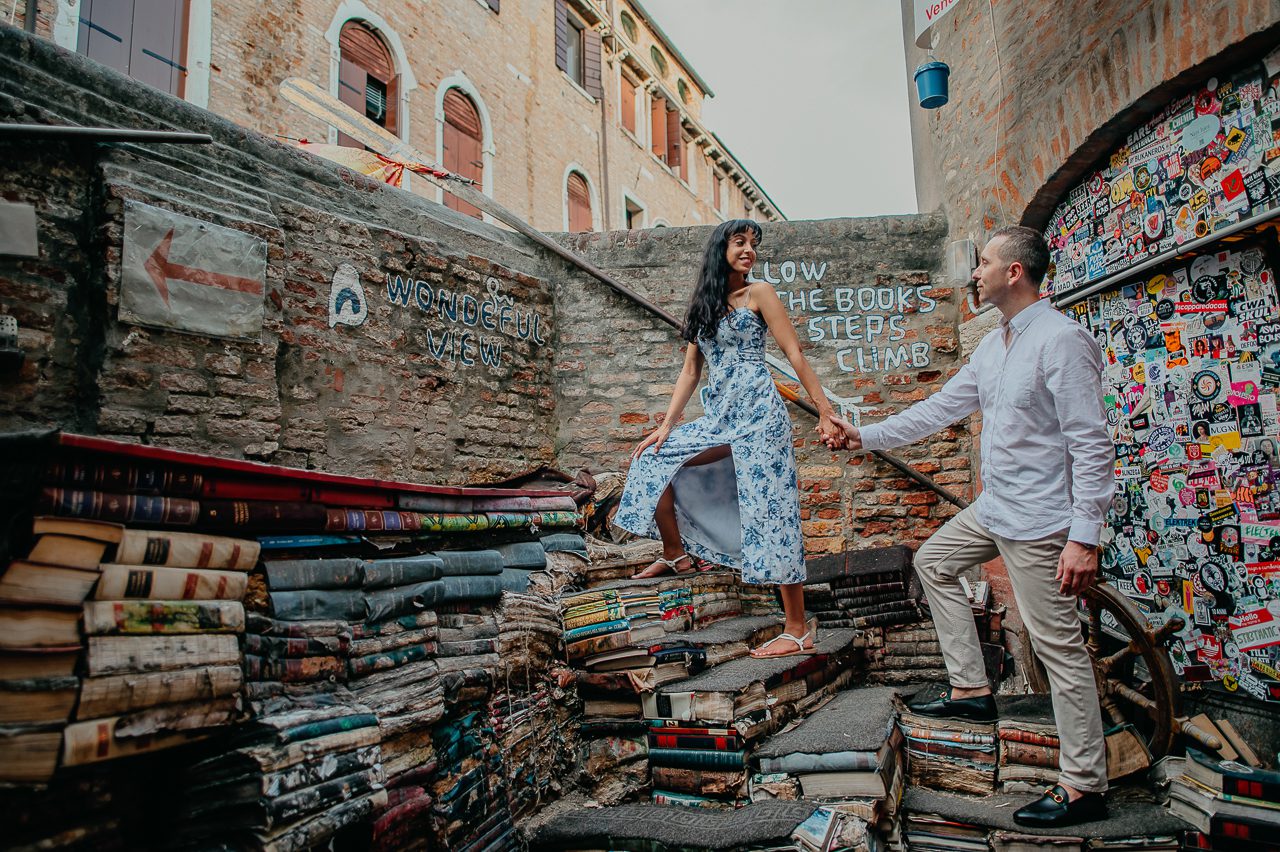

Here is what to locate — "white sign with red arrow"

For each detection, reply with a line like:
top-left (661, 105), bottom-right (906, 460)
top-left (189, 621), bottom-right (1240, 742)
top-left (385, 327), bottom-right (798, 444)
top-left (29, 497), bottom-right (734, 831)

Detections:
top-left (121, 201), bottom-right (268, 339)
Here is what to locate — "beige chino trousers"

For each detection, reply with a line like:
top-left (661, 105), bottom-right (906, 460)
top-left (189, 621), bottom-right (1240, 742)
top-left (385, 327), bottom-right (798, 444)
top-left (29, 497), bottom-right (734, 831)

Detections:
top-left (914, 504), bottom-right (1108, 793)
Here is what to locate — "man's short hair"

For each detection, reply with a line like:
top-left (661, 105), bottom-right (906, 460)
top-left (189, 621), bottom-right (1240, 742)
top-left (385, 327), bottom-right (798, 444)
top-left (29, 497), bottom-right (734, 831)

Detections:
top-left (990, 225), bottom-right (1050, 285)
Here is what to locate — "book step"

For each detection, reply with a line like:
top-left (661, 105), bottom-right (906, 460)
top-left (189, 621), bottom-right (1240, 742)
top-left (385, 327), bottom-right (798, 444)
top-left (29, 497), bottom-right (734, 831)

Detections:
top-left (657, 629), bottom-right (861, 696)
top-left (579, 568), bottom-right (742, 594)
top-left (522, 795), bottom-right (819, 851)
top-left (902, 785), bottom-right (1193, 838)
top-left (752, 684), bottom-right (900, 770)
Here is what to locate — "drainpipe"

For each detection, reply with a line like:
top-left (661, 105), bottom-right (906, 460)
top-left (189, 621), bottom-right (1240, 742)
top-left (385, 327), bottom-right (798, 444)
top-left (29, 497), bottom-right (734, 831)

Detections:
top-left (597, 0), bottom-right (613, 231)
top-left (24, 0), bottom-right (38, 32)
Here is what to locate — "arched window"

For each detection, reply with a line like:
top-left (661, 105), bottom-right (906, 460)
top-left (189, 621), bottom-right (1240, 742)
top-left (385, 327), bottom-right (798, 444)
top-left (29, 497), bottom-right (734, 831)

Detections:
top-left (677, 79), bottom-right (690, 104)
top-left (567, 171), bottom-right (593, 232)
top-left (338, 21), bottom-right (398, 147)
top-left (442, 88), bottom-right (484, 219)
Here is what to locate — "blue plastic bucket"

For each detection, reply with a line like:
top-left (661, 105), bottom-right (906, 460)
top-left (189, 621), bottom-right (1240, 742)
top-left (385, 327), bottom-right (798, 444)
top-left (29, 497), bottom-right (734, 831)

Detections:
top-left (914, 61), bottom-right (950, 109)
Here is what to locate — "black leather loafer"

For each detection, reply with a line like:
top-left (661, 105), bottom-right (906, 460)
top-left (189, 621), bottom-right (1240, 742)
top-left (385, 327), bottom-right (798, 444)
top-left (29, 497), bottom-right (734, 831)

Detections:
top-left (906, 688), bottom-right (998, 723)
top-left (1013, 785), bottom-right (1107, 827)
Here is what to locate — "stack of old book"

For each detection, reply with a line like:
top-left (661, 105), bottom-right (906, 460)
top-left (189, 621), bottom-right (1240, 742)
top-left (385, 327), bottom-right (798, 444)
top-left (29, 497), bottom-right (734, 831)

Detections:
top-left (346, 610), bottom-right (444, 738)
top-left (870, 579), bottom-right (1007, 687)
top-left (751, 686), bottom-right (904, 829)
top-left (1170, 747), bottom-right (1280, 848)
top-left (0, 515), bottom-right (256, 783)
top-left (790, 805), bottom-right (872, 852)
top-left (426, 707), bottom-right (515, 851)
top-left (489, 680), bottom-right (575, 821)
top-left (647, 718), bottom-right (749, 806)
top-left (898, 685), bottom-right (997, 795)
top-left (176, 689), bottom-right (386, 850)
top-left (562, 582), bottom-right (671, 674)
top-left (901, 807), bottom-right (989, 852)
top-left (803, 546), bottom-right (920, 631)
top-left (495, 590), bottom-right (561, 684)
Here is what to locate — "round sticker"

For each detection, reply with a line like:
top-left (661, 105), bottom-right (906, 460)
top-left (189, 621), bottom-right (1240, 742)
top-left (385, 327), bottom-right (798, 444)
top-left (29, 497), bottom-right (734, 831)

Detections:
top-left (1193, 370), bottom-right (1221, 400)
top-left (1192, 276), bottom-right (1218, 303)
top-left (1183, 113), bottom-right (1221, 149)
top-left (1179, 488), bottom-right (1197, 506)
top-left (1223, 674), bottom-right (1239, 691)
top-left (1151, 514), bottom-right (1167, 532)
top-left (1200, 561), bottom-right (1226, 592)
top-left (1150, 472), bottom-right (1170, 493)
top-left (1135, 571), bottom-right (1153, 595)
top-left (1156, 299), bottom-right (1175, 320)
top-left (1147, 425), bottom-right (1176, 453)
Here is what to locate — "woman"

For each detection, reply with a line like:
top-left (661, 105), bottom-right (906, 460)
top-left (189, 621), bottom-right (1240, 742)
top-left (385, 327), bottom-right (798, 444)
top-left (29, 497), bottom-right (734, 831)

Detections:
top-left (613, 219), bottom-right (840, 659)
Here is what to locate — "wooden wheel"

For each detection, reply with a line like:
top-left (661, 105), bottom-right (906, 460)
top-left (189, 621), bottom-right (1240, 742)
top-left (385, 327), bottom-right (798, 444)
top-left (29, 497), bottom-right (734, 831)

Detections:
top-left (1024, 581), bottom-right (1181, 759)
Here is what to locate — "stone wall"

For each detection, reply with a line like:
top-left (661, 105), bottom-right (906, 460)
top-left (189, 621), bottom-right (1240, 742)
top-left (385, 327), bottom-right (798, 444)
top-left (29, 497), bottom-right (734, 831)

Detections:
top-left (0, 26), bottom-right (556, 483)
top-left (554, 216), bottom-right (971, 554)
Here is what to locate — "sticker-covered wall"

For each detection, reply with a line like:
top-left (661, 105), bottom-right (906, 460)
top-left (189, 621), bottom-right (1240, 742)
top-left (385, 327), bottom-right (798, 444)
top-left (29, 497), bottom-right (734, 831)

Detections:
top-left (1045, 63), bottom-right (1280, 298)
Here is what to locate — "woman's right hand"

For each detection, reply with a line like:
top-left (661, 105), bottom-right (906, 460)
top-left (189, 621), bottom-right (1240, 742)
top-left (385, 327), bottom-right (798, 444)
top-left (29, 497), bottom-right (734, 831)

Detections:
top-left (632, 425), bottom-right (671, 459)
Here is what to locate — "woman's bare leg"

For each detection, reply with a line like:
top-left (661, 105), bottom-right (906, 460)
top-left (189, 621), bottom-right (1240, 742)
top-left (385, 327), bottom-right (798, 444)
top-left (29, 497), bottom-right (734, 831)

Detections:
top-left (752, 582), bottom-right (813, 657)
top-left (632, 445), bottom-right (732, 579)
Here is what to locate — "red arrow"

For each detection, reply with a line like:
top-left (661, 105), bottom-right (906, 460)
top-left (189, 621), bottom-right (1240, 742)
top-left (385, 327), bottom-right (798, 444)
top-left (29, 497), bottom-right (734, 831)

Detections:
top-left (144, 229), bottom-right (263, 307)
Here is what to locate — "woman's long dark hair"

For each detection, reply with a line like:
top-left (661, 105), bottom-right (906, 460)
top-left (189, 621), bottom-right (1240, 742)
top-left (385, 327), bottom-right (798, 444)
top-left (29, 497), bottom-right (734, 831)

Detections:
top-left (681, 219), bottom-right (763, 343)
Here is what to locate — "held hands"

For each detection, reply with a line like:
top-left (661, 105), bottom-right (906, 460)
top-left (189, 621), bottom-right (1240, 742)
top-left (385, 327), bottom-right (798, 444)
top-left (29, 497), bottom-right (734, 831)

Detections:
top-left (817, 414), bottom-right (861, 451)
top-left (1056, 541), bottom-right (1099, 597)
top-left (632, 424), bottom-right (672, 459)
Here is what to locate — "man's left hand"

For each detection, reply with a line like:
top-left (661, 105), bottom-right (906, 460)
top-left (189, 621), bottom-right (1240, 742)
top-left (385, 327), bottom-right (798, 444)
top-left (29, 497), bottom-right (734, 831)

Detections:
top-left (1056, 541), bottom-right (1098, 597)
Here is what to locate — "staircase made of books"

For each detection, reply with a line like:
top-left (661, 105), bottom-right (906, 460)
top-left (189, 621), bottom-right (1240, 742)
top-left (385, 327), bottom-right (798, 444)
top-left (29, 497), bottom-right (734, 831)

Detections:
top-left (0, 432), bottom-right (586, 851)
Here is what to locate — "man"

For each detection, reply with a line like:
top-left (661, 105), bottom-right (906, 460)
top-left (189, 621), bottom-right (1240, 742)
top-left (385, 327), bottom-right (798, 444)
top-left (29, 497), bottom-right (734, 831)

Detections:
top-left (824, 226), bottom-right (1114, 827)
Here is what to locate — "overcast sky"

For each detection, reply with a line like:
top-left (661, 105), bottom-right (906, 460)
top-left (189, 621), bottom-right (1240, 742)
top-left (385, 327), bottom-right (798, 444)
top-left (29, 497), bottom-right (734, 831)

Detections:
top-left (642, 0), bottom-right (918, 221)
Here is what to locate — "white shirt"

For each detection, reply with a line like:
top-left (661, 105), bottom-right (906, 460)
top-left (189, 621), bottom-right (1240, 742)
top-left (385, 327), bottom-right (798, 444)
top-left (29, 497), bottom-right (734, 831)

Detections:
top-left (860, 298), bottom-right (1113, 545)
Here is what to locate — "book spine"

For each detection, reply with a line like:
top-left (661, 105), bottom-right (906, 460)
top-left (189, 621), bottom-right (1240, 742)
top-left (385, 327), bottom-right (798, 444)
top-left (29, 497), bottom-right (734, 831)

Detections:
top-left (347, 627), bottom-right (436, 657)
top-left (566, 629), bottom-right (632, 660)
top-left (62, 717), bottom-right (208, 766)
top-left (347, 643), bottom-right (432, 678)
top-left (263, 559), bottom-right (365, 591)
top-left (87, 634), bottom-right (241, 676)
top-left (244, 654), bottom-right (344, 683)
top-left (1223, 777), bottom-right (1280, 802)
top-left (268, 589), bottom-right (367, 622)
top-left (348, 611), bottom-right (438, 639)
top-left (997, 728), bottom-right (1061, 748)
top-left (199, 500), bottom-right (328, 532)
top-left (39, 488), bottom-right (199, 526)
top-left (115, 530), bottom-right (260, 571)
top-left (563, 618), bottom-right (630, 642)
top-left (243, 633), bottom-right (340, 659)
top-left (77, 664), bottom-right (243, 718)
top-left (648, 733), bottom-right (741, 751)
top-left (650, 765), bottom-right (744, 796)
top-left (360, 558), bottom-right (444, 589)
top-left (95, 565), bottom-right (248, 601)
top-left (45, 460), bottom-right (204, 496)
top-left (999, 739), bottom-right (1060, 769)
top-left (83, 600), bottom-right (245, 634)
top-left (648, 747), bottom-right (747, 770)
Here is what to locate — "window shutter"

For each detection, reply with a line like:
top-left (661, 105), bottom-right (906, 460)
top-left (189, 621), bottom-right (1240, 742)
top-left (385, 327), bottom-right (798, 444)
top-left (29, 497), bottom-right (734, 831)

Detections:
top-left (385, 75), bottom-right (400, 136)
top-left (339, 22), bottom-right (393, 82)
top-left (79, 0), bottom-right (133, 77)
top-left (130, 0), bottom-right (186, 96)
top-left (443, 89), bottom-right (485, 220)
top-left (650, 96), bottom-right (665, 160)
top-left (620, 76), bottom-right (636, 134)
top-left (337, 57), bottom-right (367, 148)
top-left (666, 107), bottom-right (681, 170)
top-left (583, 28), bottom-right (602, 97)
top-left (554, 0), bottom-right (569, 74)
top-left (567, 172), bottom-right (592, 232)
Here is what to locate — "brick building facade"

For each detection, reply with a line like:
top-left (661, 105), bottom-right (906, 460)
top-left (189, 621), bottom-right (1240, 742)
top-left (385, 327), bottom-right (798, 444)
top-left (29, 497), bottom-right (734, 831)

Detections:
top-left (11, 0), bottom-right (781, 233)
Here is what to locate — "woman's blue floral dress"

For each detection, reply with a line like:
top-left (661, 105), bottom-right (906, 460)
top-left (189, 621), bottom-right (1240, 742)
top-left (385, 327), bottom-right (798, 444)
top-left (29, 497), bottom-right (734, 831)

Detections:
top-left (614, 307), bottom-right (805, 585)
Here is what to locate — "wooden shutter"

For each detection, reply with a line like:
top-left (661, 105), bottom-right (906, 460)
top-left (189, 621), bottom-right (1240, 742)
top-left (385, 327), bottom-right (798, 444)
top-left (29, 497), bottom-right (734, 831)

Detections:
top-left (554, 0), bottom-right (569, 73)
top-left (584, 28), bottom-right (602, 97)
top-left (79, 0), bottom-right (134, 78)
top-left (567, 172), bottom-right (592, 232)
top-left (620, 75), bottom-right (636, 134)
top-left (337, 58), bottom-right (366, 148)
top-left (666, 107), bottom-right (681, 171)
top-left (650, 96), bottom-right (665, 160)
top-left (443, 89), bottom-right (484, 219)
top-left (131, 0), bottom-right (186, 96)
top-left (340, 23), bottom-right (393, 82)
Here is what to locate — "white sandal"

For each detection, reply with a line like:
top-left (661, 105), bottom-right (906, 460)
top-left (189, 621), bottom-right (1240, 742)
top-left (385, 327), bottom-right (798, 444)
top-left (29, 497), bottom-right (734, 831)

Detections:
top-left (750, 631), bottom-right (814, 659)
top-left (631, 553), bottom-right (694, 579)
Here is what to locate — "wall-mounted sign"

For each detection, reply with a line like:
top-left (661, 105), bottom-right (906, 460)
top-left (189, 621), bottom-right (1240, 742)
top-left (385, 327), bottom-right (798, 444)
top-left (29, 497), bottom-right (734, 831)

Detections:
top-left (120, 201), bottom-right (267, 339)
top-left (913, 0), bottom-right (962, 47)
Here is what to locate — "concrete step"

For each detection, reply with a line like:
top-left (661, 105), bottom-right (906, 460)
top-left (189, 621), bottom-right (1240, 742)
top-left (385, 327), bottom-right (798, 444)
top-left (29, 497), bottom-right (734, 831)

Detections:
top-left (657, 628), bottom-right (860, 697)
top-left (522, 795), bottom-right (818, 851)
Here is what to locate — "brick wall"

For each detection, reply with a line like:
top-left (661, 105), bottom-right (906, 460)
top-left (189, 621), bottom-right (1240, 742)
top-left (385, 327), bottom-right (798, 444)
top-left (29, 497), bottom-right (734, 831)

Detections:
top-left (554, 216), bottom-right (971, 554)
top-left (906, 0), bottom-right (1280, 242)
top-left (0, 26), bottom-right (556, 483)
